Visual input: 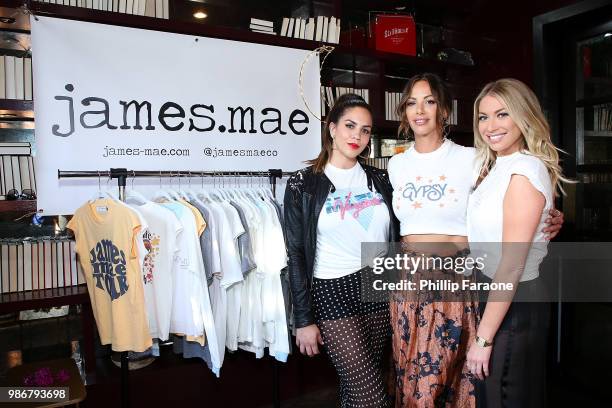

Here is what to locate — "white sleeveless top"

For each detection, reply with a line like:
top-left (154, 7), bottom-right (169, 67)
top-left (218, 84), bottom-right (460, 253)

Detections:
top-left (467, 151), bottom-right (553, 282)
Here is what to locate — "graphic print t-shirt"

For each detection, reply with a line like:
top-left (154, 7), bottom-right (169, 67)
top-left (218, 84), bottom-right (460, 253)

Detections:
top-left (67, 199), bottom-right (152, 352)
top-left (388, 139), bottom-right (477, 236)
top-left (313, 163), bottom-right (390, 279)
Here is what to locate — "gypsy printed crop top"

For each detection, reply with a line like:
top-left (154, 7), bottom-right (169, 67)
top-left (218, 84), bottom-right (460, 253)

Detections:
top-left (388, 139), bottom-right (478, 237)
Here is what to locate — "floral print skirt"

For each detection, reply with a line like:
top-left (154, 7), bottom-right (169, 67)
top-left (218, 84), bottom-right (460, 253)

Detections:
top-left (390, 249), bottom-right (479, 408)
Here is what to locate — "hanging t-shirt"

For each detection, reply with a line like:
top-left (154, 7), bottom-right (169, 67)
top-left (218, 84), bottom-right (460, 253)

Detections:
top-left (313, 162), bottom-right (390, 280)
top-left (229, 201), bottom-right (257, 275)
top-left (160, 200), bottom-right (221, 374)
top-left (189, 200), bottom-right (216, 285)
top-left (128, 201), bottom-right (182, 341)
top-left (67, 199), bottom-right (151, 352)
top-left (159, 201), bottom-right (203, 336)
top-left (219, 202), bottom-right (246, 351)
top-left (388, 139), bottom-right (477, 236)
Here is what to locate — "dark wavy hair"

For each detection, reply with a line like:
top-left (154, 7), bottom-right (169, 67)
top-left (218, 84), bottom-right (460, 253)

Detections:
top-left (307, 93), bottom-right (373, 174)
top-left (396, 73), bottom-right (452, 140)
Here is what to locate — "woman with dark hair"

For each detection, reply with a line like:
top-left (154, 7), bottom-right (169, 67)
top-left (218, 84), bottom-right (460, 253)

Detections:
top-left (284, 93), bottom-right (398, 407)
top-left (387, 73), bottom-right (563, 407)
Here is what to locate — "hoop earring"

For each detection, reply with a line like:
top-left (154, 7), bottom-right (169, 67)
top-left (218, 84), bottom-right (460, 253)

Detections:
top-left (403, 127), bottom-right (414, 143)
top-left (331, 135), bottom-right (338, 150)
top-left (442, 119), bottom-right (450, 140)
top-left (358, 144), bottom-right (372, 160)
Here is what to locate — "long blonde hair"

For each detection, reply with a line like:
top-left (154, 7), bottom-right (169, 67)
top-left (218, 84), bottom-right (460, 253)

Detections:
top-left (473, 78), bottom-right (571, 196)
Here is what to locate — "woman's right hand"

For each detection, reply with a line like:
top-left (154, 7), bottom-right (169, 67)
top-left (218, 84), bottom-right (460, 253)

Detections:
top-left (296, 324), bottom-right (324, 357)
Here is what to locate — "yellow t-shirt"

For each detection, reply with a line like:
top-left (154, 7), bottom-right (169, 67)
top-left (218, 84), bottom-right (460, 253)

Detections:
top-left (67, 199), bottom-right (152, 352)
top-left (179, 200), bottom-right (206, 236)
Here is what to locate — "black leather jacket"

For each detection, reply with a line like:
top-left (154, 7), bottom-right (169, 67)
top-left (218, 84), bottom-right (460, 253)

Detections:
top-left (283, 164), bottom-right (399, 329)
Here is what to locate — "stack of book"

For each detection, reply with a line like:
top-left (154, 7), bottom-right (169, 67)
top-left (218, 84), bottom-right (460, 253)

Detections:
top-left (593, 104), bottom-right (612, 133)
top-left (449, 99), bottom-right (458, 126)
top-left (0, 56), bottom-right (33, 100)
top-left (250, 18), bottom-right (275, 35)
top-left (0, 143), bottom-right (36, 199)
top-left (35, 0), bottom-right (170, 19)
top-left (321, 86), bottom-right (369, 116)
top-left (385, 92), bottom-right (459, 125)
top-left (279, 16), bottom-right (340, 44)
top-left (364, 157), bottom-right (390, 170)
top-left (0, 238), bottom-right (84, 294)
top-left (385, 91), bottom-right (402, 121)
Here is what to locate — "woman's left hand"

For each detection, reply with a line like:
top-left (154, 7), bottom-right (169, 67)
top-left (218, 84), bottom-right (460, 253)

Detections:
top-left (466, 342), bottom-right (492, 381)
top-left (543, 208), bottom-right (564, 240)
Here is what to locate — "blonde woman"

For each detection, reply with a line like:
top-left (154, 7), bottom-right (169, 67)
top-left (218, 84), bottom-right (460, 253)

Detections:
top-left (466, 78), bottom-right (570, 407)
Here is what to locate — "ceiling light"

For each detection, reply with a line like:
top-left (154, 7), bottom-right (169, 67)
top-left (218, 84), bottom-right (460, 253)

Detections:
top-left (193, 11), bottom-right (207, 19)
top-left (604, 33), bottom-right (612, 38)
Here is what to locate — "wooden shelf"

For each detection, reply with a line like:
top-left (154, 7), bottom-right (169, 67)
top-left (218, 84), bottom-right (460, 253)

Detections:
top-left (577, 164), bottom-right (612, 172)
top-left (0, 284), bottom-right (88, 313)
top-left (375, 120), bottom-right (400, 134)
top-left (0, 199), bottom-right (36, 213)
top-left (451, 125), bottom-right (473, 133)
top-left (584, 130), bottom-right (612, 137)
top-left (5, 0), bottom-right (474, 75)
top-left (0, 99), bottom-right (33, 112)
top-left (576, 96), bottom-right (612, 107)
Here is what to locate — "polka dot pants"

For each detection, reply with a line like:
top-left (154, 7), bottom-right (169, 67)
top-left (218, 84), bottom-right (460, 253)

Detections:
top-left (313, 270), bottom-right (391, 408)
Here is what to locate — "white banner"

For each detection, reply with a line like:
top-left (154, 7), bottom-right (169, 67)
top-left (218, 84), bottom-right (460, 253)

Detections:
top-left (31, 16), bottom-right (321, 215)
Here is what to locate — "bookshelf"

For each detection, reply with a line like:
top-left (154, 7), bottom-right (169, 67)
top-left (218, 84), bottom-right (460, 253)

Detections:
top-left (1, 0), bottom-right (482, 141)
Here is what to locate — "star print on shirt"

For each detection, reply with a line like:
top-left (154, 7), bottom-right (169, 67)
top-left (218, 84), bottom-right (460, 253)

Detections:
top-left (440, 175), bottom-right (447, 181)
top-left (412, 201), bottom-right (422, 209)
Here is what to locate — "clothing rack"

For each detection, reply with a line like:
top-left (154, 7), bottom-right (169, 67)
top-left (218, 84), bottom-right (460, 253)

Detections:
top-left (57, 167), bottom-right (290, 408)
top-left (57, 169), bottom-right (291, 198)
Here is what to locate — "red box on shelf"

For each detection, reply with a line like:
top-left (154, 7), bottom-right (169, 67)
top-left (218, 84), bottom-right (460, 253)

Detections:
top-left (369, 14), bottom-right (416, 56)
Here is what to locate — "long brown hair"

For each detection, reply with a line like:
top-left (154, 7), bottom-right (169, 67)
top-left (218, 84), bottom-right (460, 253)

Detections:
top-left (396, 73), bottom-right (452, 140)
top-left (307, 93), bottom-right (373, 174)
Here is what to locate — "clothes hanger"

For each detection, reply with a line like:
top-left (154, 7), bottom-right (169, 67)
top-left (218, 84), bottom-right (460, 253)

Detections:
top-left (165, 172), bottom-right (182, 200)
top-left (176, 172), bottom-right (190, 200)
top-left (102, 174), bottom-right (120, 201)
top-left (125, 171), bottom-right (149, 205)
top-left (209, 172), bottom-right (227, 201)
top-left (90, 171), bottom-right (106, 201)
top-left (196, 172), bottom-right (213, 202)
top-left (153, 171), bottom-right (173, 202)
top-left (183, 172), bottom-right (197, 200)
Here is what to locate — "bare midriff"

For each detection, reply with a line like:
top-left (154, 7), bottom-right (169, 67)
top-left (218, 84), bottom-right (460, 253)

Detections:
top-left (401, 234), bottom-right (469, 255)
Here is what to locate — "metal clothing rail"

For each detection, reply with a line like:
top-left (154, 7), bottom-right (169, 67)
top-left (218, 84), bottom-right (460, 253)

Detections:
top-left (57, 168), bottom-right (291, 198)
top-left (58, 167), bottom-right (288, 408)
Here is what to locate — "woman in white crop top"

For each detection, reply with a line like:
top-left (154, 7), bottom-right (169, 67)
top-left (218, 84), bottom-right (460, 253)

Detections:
top-left (387, 74), bottom-right (564, 407)
top-left (465, 79), bottom-right (570, 407)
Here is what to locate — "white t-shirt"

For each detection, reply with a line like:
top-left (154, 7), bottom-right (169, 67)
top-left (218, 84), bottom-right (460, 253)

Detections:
top-left (128, 202), bottom-right (182, 341)
top-left (159, 202), bottom-right (204, 336)
top-left (467, 151), bottom-right (553, 282)
top-left (388, 139), bottom-right (477, 237)
top-left (313, 162), bottom-right (390, 279)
